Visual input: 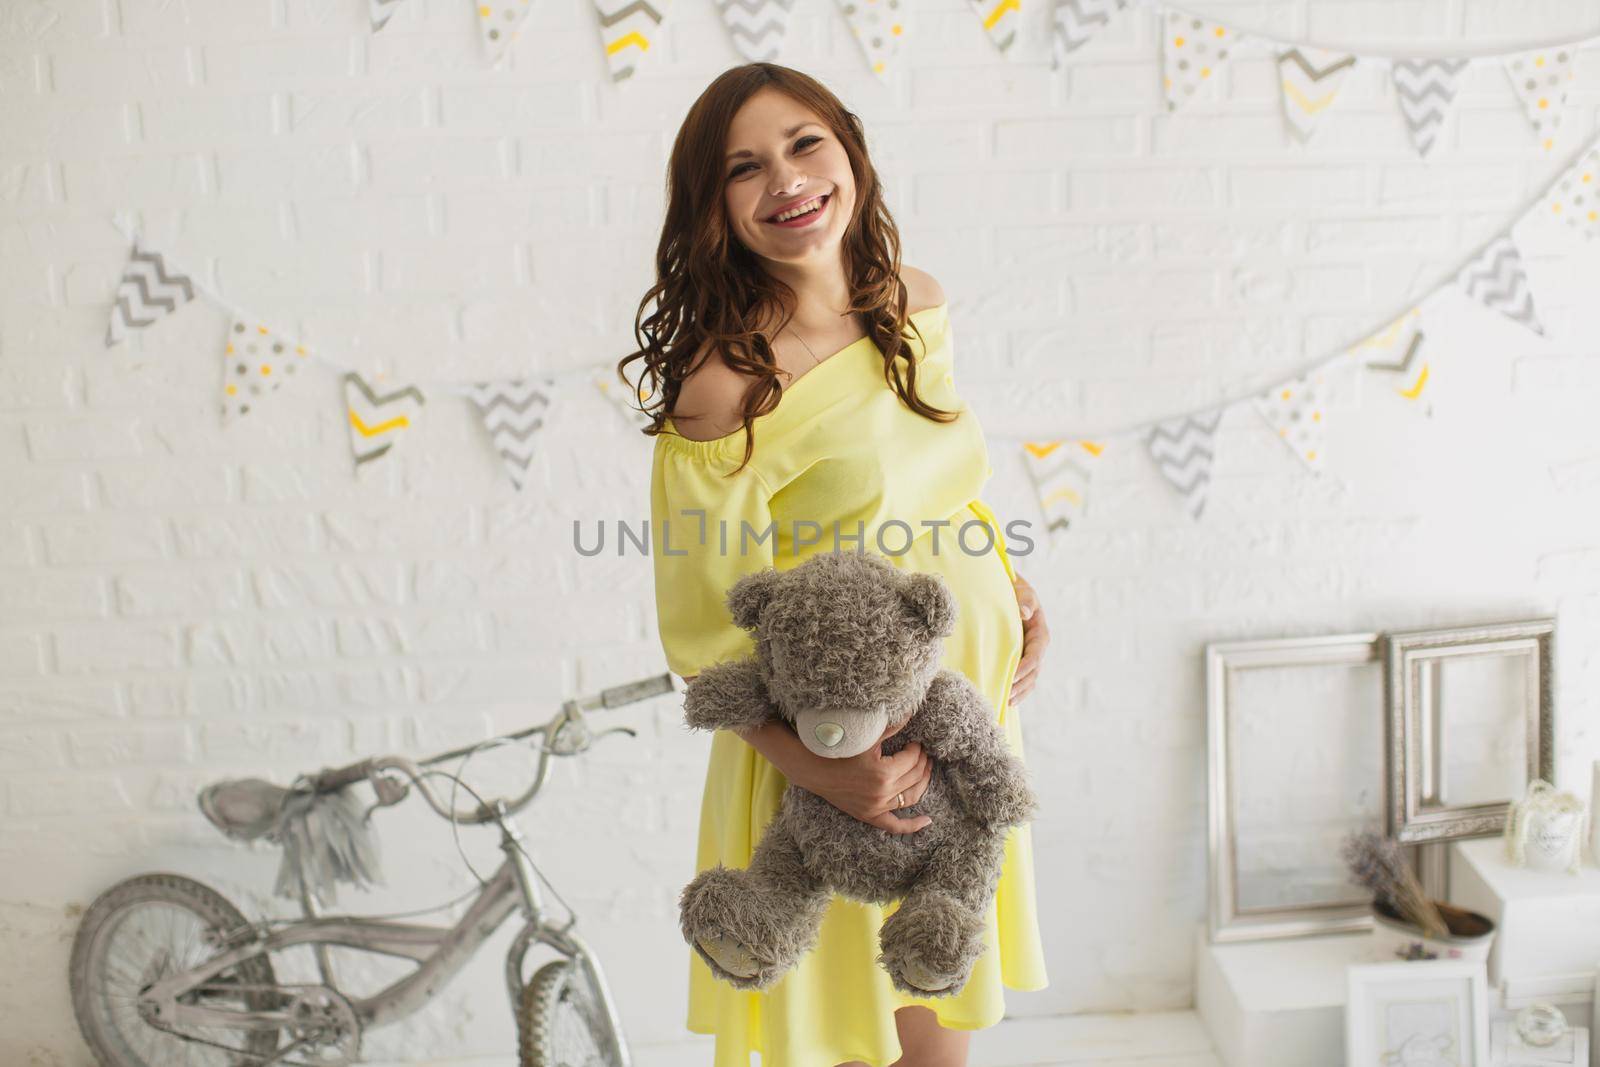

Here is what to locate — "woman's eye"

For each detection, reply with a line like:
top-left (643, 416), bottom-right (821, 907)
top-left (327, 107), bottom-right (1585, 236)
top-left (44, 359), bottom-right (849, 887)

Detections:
top-left (729, 136), bottom-right (824, 178)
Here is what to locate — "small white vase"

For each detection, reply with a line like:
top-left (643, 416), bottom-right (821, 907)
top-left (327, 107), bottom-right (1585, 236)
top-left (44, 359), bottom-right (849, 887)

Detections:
top-left (1507, 779), bottom-right (1584, 875)
top-left (1525, 810), bottom-right (1584, 873)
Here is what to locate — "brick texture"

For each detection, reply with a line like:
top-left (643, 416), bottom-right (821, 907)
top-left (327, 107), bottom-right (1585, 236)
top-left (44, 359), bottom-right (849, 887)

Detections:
top-left (2, 0), bottom-right (1599, 1062)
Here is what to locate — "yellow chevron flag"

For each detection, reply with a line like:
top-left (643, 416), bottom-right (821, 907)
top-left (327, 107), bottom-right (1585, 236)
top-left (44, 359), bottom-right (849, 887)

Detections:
top-left (1023, 439), bottom-right (1104, 537)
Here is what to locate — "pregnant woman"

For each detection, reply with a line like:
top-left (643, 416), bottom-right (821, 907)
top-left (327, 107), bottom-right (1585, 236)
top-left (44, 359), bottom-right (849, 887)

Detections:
top-left (620, 63), bottom-right (1051, 1067)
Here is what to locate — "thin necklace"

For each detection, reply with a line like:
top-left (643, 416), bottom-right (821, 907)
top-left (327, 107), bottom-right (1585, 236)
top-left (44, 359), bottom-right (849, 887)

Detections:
top-left (788, 325), bottom-right (820, 370)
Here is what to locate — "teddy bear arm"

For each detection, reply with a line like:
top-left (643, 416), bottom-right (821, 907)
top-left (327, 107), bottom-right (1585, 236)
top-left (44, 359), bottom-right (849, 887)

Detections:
top-left (682, 658), bottom-right (781, 735)
top-left (917, 672), bottom-right (1037, 829)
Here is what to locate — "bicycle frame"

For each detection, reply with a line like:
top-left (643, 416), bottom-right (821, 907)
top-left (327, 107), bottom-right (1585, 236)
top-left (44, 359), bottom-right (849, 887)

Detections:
top-left (140, 801), bottom-right (632, 1066)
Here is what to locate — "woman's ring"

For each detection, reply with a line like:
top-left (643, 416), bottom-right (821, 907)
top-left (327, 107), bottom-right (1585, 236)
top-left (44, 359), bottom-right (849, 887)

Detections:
top-left (896, 791), bottom-right (906, 808)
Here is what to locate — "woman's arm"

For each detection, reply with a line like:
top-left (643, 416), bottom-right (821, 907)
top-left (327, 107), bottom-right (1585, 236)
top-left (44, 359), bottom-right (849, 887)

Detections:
top-left (680, 674), bottom-right (933, 833)
top-left (737, 719), bottom-right (935, 836)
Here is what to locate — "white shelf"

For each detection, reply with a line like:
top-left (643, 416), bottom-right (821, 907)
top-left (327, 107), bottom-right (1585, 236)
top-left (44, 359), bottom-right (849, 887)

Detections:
top-left (1450, 837), bottom-right (1600, 988)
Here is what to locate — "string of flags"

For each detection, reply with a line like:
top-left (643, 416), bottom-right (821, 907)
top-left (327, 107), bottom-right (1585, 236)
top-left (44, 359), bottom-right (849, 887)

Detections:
top-left (1095, 0), bottom-right (1595, 156)
top-left (102, 126), bottom-right (1598, 511)
top-left (1017, 130), bottom-right (1599, 537)
top-left (103, 129), bottom-right (1592, 507)
top-left (369, 0), bottom-right (1600, 117)
top-left (103, 220), bottom-right (658, 487)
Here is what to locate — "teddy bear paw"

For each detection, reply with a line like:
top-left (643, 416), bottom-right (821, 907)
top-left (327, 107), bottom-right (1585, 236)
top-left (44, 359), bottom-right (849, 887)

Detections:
top-left (898, 958), bottom-right (958, 993)
top-left (877, 891), bottom-right (986, 998)
top-left (697, 934), bottom-right (761, 980)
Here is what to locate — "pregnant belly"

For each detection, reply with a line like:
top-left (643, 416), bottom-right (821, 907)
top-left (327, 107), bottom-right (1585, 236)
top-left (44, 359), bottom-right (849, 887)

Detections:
top-left (896, 501), bottom-right (1023, 718)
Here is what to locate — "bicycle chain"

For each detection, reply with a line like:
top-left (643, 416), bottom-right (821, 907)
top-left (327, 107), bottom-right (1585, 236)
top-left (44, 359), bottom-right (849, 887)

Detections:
top-left (142, 982), bottom-right (354, 1067)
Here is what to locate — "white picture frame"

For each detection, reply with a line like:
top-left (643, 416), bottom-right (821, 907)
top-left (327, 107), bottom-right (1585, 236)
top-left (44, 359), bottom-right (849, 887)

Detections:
top-left (1345, 959), bottom-right (1490, 1067)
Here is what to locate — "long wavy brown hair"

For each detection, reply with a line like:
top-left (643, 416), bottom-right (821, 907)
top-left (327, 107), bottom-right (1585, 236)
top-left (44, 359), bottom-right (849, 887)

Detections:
top-left (615, 62), bottom-right (959, 476)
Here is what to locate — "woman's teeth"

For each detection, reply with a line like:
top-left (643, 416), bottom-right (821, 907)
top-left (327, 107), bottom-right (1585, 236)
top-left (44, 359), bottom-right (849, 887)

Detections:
top-left (769, 195), bottom-right (827, 224)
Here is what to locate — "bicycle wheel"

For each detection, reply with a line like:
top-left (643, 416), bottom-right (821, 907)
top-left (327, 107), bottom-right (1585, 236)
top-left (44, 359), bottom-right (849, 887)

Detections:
top-left (517, 959), bottom-right (616, 1067)
top-left (70, 872), bottom-right (280, 1066)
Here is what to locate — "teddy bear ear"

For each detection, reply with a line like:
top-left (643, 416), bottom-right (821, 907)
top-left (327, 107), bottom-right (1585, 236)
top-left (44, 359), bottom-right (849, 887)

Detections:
top-left (900, 571), bottom-right (957, 640)
top-left (726, 567), bottom-right (782, 631)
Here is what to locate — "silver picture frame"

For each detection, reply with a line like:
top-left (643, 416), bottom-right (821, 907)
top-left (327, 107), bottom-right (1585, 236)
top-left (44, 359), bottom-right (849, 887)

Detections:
top-left (1384, 617), bottom-right (1555, 845)
top-left (1205, 632), bottom-right (1385, 944)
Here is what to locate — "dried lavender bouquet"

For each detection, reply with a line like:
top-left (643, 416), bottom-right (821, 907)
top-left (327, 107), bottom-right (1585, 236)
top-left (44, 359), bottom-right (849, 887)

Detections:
top-left (1341, 829), bottom-right (1449, 938)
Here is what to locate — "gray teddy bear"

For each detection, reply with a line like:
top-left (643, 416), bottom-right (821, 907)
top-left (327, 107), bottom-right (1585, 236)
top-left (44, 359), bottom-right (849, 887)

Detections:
top-left (677, 549), bottom-right (1038, 998)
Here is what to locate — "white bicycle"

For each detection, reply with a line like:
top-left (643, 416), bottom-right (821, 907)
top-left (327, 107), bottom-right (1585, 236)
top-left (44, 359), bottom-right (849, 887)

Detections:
top-left (68, 672), bottom-right (681, 1067)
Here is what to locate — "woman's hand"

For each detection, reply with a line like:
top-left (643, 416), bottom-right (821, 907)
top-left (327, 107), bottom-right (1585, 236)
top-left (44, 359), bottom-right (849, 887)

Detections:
top-left (719, 689), bottom-right (933, 834)
top-left (791, 717), bottom-right (934, 835)
top-left (1009, 571), bottom-right (1050, 707)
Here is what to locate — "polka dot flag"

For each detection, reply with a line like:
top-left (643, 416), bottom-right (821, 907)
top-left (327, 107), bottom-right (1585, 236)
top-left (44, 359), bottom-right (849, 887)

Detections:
top-left (1502, 45), bottom-right (1577, 153)
top-left (837, 0), bottom-right (905, 84)
top-left (477, 0), bottom-right (538, 69)
top-left (1253, 371), bottom-right (1329, 473)
top-left (1162, 10), bottom-right (1237, 112)
top-left (220, 316), bottom-right (309, 425)
top-left (1540, 142), bottom-right (1600, 243)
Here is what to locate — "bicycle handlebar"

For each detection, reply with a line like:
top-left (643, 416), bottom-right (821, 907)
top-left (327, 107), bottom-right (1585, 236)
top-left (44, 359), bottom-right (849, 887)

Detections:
top-left (307, 671), bottom-right (683, 823)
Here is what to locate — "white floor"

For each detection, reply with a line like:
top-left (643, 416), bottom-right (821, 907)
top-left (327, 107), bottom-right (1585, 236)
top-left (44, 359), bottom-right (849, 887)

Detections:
top-left (373, 1010), bottom-right (1224, 1066)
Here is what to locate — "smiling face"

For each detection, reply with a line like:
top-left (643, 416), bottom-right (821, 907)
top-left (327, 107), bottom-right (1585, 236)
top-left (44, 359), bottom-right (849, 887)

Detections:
top-left (723, 87), bottom-right (856, 264)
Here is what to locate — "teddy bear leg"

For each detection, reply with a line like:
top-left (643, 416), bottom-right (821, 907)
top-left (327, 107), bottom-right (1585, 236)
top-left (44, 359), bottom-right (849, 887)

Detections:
top-left (876, 834), bottom-right (1005, 997)
top-left (875, 886), bottom-right (988, 997)
top-left (679, 818), bottom-right (831, 991)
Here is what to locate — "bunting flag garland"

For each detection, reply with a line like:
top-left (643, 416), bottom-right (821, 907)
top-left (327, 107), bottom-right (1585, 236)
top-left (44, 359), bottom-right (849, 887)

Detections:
top-left (95, 39), bottom-right (1600, 521)
top-left (1024, 439), bottom-right (1104, 536)
top-left (344, 372), bottom-right (426, 468)
top-left (1502, 46), bottom-right (1577, 152)
top-left (106, 237), bottom-right (198, 348)
top-left (476, 0), bottom-right (538, 67)
top-left (1161, 10), bottom-right (1236, 113)
top-left (1351, 308), bottom-right (1430, 403)
top-left (466, 379), bottom-right (557, 490)
top-left (1050, 0), bottom-right (1127, 70)
top-left (1145, 410), bottom-right (1222, 520)
top-left (370, 0), bottom-right (407, 32)
top-left (837, 0), bottom-right (904, 83)
top-left (1540, 144), bottom-right (1600, 242)
top-left (968, 0), bottom-right (1023, 57)
top-left (1456, 233), bottom-right (1544, 336)
top-left (1277, 46), bottom-right (1357, 145)
top-left (221, 317), bottom-right (309, 423)
top-left (716, 0), bottom-right (796, 61)
top-left (1392, 58), bottom-right (1469, 158)
top-left (594, 0), bottom-right (669, 82)
top-left (1253, 372), bottom-right (1329, 472)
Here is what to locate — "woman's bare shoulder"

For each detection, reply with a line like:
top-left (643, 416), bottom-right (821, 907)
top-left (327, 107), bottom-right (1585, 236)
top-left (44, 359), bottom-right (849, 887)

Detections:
top-left (669, 337), bottom-right (749, 442)
top-left (901, 265), bottom-right (947, 314)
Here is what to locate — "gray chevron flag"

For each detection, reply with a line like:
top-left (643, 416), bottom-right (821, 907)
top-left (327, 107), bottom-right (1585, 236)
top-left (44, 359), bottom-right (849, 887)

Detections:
top-left (1051, 0), bottom-right (1128, 70)
top-left (1392, 57), bottom-right (1469, 158)
top-left (1456, 232), bottom-right (1544, 336)
top-left (716, 0), bottom-right (797, 62)
top-left (370, 0), bottom-right (409, 32)
top-left (106, 237), bottom-right (198, 347)
top-left (1145, 410), bottom-right (1223, 520)
top-left (466, 378), bottom-right (557, 490)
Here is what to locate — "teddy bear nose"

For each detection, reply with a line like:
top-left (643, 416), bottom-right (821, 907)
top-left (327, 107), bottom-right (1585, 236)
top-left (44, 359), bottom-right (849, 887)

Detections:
top-left (814, 722), bottom-right (845, 748)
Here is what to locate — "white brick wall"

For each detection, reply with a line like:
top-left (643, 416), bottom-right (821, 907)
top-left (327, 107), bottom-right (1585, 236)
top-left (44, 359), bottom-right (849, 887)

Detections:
top-left (3, 0), bottom-right (1600, 1062)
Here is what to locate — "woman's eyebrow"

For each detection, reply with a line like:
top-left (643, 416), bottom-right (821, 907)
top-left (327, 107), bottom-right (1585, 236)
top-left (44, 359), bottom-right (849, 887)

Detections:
top-left (725, 122), bottom-right (821, 162)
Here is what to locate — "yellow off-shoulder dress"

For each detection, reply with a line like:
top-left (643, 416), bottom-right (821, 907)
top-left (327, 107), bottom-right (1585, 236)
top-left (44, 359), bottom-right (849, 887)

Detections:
top-left (649, 302), bottom-right (1049, 1067)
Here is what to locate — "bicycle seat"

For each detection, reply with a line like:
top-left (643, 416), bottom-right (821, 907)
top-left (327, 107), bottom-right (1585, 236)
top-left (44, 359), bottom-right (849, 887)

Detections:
top-left (198, 777), bottom-right (291, 841)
